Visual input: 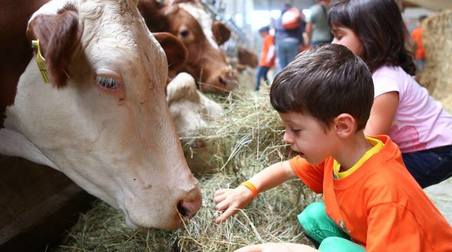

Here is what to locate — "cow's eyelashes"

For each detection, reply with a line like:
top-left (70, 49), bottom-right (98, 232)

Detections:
top-left (97, 76), bottom-right (118, 89)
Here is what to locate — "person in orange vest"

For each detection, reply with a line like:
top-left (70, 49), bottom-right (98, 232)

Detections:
top-left (255, 26), bottom-right (276, 91)
top-left (411, 15), bottom-right (427, 71)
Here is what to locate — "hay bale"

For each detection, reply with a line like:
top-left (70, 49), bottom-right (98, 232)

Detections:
top-left (58, 89), bottom-right (316, 251)
top-left (440, 94), bottom-right (452, 113)
top-left (417, 10), bottom-right (452, 99)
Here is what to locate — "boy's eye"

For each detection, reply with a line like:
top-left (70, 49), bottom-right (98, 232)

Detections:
top-left (290, 128), bottom-right (301, 133)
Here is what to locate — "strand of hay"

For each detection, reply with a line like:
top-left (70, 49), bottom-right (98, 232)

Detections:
top-left (58, 88), bottom-right (316, 252)
top-left (417, 10), bottom-right (452, 99)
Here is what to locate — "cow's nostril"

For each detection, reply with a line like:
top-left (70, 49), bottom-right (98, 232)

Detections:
top-left (176, 193), bottom-right (201, 219)
top-left (177, 200), bottom-right (199, 218)
top-left (218, 76), bottom-right (227, 86)
top-left (177, 201), bottom-right (189, 217)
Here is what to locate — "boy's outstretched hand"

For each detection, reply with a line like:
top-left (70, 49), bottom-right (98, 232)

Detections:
top-left (213, 185), bottom-right (255, 223)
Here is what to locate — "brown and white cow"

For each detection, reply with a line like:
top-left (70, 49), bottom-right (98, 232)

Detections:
top-left (237, 47), bottom-right (259, 69)
top-left (139, 0), bottom-right (238, 93)
top-left (0, 0), bottom-right (201, 229)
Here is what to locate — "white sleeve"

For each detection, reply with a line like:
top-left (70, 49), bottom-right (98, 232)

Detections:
top-left (372, 74), bottom-right (400, 98)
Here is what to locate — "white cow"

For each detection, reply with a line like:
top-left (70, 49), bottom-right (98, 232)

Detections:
top-left (166, 72), bottom-right (224, 175)
top-left (0, 0), bottom-right (201, 229)
top-left (167, 72), bottom-right (224, 139)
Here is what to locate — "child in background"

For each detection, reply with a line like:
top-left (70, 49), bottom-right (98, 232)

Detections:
top-left (411, 15), bottom-right (428, 71)
top-left (255, 26), bottom-right (275, 91)
top-left (328, 0), bottom-right (452, 188)
top-left (214, 44), bottom-right (452, 252)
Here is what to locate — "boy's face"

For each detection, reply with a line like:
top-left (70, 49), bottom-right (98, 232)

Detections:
top-left (331, 25), bottom-right (363, 57)
top-left (280, 112), bottom-right (336, 164)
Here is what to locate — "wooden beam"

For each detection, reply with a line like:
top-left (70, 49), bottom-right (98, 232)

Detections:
top-left (402, 0), bottom-right (452, 10)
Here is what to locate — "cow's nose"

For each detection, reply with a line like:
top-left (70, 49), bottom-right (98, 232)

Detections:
top-left (177, 188), bottom-right (202, 218)
top-left (218, 68), bottom-right (238, 88)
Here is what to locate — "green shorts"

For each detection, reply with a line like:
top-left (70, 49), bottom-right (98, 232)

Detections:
top-left (297, 202), bottom-right (365, 252)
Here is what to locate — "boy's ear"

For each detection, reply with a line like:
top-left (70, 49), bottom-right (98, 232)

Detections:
top-left (333, 113), bottom-right (356, 138)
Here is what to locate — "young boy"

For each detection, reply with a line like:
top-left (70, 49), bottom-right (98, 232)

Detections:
top-left (255, 26), bottom-right (275, 91)
top-left (214, 44), bottom-right (452, 252)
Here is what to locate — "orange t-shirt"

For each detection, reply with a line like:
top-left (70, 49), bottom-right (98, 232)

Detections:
top-left (290, 135), bottom-right (452, 252)
top-left (259, 34), bottom-right (276, 67)
top-left (411, 27), bottom-right (425, 60)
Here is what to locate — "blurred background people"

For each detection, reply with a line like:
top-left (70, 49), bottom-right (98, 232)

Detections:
top-left (411, 15), bottom-right (428, 71)
top-left (255, 26), bottom-right (275, 91)
top-left (274, 3), bottom-right (305, 72)
top-left (305, 0), bottom-right (333, 48)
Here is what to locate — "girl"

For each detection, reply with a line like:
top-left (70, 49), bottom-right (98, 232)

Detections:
top-left (328, 0), bottom-right (452, 188)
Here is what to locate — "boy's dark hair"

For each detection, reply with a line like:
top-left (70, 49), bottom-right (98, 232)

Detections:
top-left (328, 0), bottom-right (416, 75)
top-left (258, 26), bottom-right (270, 34)
top-left (270, 44), bottom-right (374, 131)
top-left (419, 15), bottom-right (428, 22)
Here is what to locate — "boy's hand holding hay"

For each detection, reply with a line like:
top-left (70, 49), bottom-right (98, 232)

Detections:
top-left (213, 182), bottom-right (257, 223)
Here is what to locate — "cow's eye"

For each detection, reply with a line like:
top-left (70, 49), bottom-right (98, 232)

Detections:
top-left (179, 29), bottom-right (190, 38)
top-left (97, 76), bottom-right (118, 89)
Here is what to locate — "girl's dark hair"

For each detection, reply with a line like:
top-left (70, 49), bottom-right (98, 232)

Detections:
top-left (328, 0), bottom-right (416, 75)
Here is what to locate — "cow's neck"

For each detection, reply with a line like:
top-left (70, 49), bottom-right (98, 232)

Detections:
top-left (0, 128), bottom-right (57, 169)
top-left (0, 60), bottom-right (58, 170)
top-left (0, 54), bottom-right (32, 128)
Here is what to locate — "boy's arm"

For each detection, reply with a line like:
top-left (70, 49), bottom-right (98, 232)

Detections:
top-left (214, 161), bottom-right (295, 223)
top-left (366, 203), bottom-right (423, 252)
top-left (248, 160), bottom-right (295, 193)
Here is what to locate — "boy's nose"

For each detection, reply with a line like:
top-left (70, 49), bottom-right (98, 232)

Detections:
top-left (283, 130), bottom-right (293, 144)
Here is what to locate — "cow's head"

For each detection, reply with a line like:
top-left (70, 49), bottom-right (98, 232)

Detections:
top-left (166, 72), bottom-right (224, 138)
top-left (7, 0), bottom-right (201, 229)
top-left (139, 0), bottom-right (238, 93)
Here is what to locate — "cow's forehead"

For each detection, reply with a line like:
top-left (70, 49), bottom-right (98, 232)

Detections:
top-left (79, 0), bottom-right (167, 81)
top-left (177, 2), bottom-right (218, 49)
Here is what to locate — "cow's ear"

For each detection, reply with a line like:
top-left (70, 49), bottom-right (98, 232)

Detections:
top-left (154, 32), bottom-right (187, 73)
top-left (162, 4), bottom-right (180, 16)
top-left (138, 0), bottom-right (169, 32)
top-left (26, 5), bottom-right (80, 88)
top-left (212, 21), bottom-right (231, 45)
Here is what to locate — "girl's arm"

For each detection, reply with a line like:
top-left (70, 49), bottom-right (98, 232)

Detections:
top-left (214, 161), bottom-right (295, 223)
top-left (364, 92), bottom-right (399, 136)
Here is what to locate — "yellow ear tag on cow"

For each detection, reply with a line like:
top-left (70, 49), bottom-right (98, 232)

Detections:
top-left (31, 39), bottom-right (49, 83)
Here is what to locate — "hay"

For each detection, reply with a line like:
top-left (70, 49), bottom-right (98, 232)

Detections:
top-left (58, 87), bottom-right (316, 252)
top-left (440, 94), bottom-right (452, 113)
top-left (417, 10), bottom-right (452, 99)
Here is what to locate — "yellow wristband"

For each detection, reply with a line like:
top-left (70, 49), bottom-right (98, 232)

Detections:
top-left (241, 181), bottom-right (258, 197)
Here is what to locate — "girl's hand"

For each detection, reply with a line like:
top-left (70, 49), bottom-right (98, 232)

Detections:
top-left (234, 242), bottom-right (318, 252)
top-left (213, 185), bottom-right (255, 223)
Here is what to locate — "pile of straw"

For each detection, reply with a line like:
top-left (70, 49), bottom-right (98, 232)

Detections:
top-left (418, 10), bottom-right (452, 102)
top-left (58, 88), bottom-right (316, 252)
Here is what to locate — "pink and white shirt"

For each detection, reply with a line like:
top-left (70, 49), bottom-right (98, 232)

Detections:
top-left (372, 66), bottom-right (452, 153)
